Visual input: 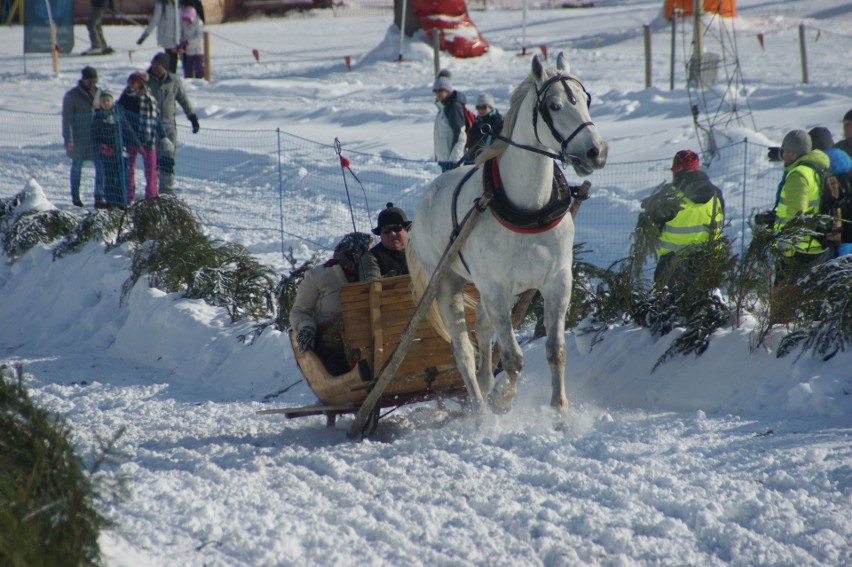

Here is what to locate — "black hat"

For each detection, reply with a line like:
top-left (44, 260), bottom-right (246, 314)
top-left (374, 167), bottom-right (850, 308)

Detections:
top-left (808, 127), bottom-right (834, 151)
top-left (151, 52), bottom-right (171, 69)
top-left (372, 202), bottom-right (411, 235)
top-left (844, 109), bottom-right (852, 123)
top-left (81, 66), bottom-right (98, 80)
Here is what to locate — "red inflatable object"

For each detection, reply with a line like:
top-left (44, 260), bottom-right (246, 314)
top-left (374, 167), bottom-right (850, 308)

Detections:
top-left (411, 0), bottom-right (489, 58)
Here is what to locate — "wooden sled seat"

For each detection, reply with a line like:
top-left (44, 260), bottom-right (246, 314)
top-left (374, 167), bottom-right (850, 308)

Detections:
top-left (292, 274), bottom-right (476, 407)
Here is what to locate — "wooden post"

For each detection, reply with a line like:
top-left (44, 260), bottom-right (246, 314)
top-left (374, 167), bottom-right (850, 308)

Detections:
top-left (432, 29), bottom-right (440, 77)
top-left (347, 193), bottom-right (493, 438)
top-left (203, 31), bottom-right (211, 82)
top-left (50, 24), bottom-right (59, 74)
top-left (643, 24), bottom-right (652, 89)
top-left (798, 24), bottom-right (809, 85)
top-left (670, 10), bottom-right (677, 90)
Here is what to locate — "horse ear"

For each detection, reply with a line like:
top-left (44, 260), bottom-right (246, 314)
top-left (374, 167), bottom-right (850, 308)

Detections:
top-left (556, 52), bottom-right (570, 74)
top-left (532, 54), bottom-right (545, 81)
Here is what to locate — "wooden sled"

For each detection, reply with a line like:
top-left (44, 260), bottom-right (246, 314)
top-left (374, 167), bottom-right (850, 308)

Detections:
top-left (258, 275), bottom-right (477, 432)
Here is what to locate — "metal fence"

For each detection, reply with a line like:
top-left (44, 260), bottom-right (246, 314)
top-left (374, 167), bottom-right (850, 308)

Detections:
top-left (0, 108), bottom-right (780, 270)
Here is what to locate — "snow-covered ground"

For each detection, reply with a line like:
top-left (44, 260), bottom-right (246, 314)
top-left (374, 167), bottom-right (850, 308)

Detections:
top-left (1, 1), bottom-right (851, 565)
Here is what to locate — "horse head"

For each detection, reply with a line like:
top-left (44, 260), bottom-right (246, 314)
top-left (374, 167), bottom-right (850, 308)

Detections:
top-left (531, 52), bottom-right (608, 176)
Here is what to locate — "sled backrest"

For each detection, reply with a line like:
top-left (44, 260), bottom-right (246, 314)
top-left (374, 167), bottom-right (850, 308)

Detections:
top-left (339, 275), bottom-right (477, 380)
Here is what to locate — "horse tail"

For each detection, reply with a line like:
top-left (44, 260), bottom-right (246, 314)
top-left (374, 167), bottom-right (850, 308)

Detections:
top-left (405, 234), bottom-right (452, 343)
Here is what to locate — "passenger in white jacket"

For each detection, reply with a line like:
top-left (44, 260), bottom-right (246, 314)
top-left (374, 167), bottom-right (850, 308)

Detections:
top-left (137, 0), bottom-right (181, 73)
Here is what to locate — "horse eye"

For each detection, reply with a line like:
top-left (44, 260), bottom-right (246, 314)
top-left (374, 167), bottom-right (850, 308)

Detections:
top-left (549, 101), bottom-right (562, 111)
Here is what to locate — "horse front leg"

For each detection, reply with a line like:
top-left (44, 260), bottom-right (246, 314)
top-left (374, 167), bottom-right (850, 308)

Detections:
top-left (478, 291), bottom-right (523, 413)
top-left (435, 282), bottom-right (488, 415)
top-left (542, 287), bottom-right (571, 423)
top-left (474, 302), bottom-right (495, 397)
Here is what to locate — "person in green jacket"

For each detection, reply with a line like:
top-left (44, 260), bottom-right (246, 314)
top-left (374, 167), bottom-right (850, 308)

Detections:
top-left (770, 129), bottom-right (830, 284)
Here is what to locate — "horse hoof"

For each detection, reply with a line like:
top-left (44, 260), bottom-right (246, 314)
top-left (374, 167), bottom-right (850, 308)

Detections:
top-left (486, 393), bottom-right (513, 415)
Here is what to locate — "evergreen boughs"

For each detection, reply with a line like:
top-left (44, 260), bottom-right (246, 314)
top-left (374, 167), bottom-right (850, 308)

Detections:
top-left (0, 364), bottom-right (107, 567)
top-left (2, 209), bottom-right (78, 259)
top-left (54, 209), bottom-right (126, 259)
top-left (274, 247), bottom-right (320, 330)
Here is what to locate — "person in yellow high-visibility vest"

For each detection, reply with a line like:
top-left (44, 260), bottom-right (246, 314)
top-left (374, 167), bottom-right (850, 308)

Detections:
top-left (642, 150), bottom-right (725, 290)
top-left (770, 129), bottom-right (830, 285)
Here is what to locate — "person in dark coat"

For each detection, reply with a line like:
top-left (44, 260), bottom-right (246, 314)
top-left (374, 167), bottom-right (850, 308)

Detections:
top-left (62, 66), bottom-right (102, 207)
top-left (466, 92), bottom-right (503, 162)
top-left (359, 203), bottom-right (412, 280)
top-left (432, 70), bottom-right (467, 172)
top-left (92, 91), bottom-right (128, 207)
top-left (835, 109), bottom-right (852, 158)
top-left (642, 150), bottom-right (725, 290)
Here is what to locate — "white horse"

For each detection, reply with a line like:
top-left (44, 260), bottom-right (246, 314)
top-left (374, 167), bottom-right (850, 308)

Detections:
top-left (406, 53), bottom-right (607, 421)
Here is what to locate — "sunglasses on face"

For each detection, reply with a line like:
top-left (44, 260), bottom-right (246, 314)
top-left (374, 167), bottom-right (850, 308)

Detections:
top-left (475, 105), bottom-right (488, 110)
top-left (380, 224), bottom-right (406, 234)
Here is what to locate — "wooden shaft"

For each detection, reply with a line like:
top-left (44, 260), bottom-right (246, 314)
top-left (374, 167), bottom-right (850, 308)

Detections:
top-left (347, 193), bottom-right (493, 438)
top-left (798, 24), bottom-right (808, 85)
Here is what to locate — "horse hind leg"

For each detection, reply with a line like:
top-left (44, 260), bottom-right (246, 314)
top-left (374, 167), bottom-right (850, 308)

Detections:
top-left (478, 292), bottom-right (524, 414)
top-left (474, 302), bottom-right (495, 397)
top-left (435, 281), bottom-right (488, 414)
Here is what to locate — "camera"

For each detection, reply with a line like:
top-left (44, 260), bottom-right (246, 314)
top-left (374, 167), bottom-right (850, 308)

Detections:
top-left (754, 210), bottom-right (776, 227)
top-left (766, 146), bottom-right (783, 162)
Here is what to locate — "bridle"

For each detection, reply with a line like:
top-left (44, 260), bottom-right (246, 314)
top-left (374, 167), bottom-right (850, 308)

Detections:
top-left (492, 73), bottom-right (595, 164)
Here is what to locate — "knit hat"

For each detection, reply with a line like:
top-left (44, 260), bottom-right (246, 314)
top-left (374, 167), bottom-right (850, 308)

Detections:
top-left (128, 71), bottom-right (149, 85)
top-left (151, 52), bottom-right (171, 69)
top-left (781, 129), bottom-right (811, 157)
top-left (81, 66), bottom-right (98, 80)
top-left (333, 232), bottom-right (372, 264)
top-left (671, 150), bottom-right (700, 173)
top-left (372, 202), bottom-right (412, 235)
top-left (844, 109), bottom-right (852, 123)
top-left (808, 127), bottom-right (834, 151)
top-left (181, 6), bottom-right (196, 21)
top-left (99, 90), bottom-right (114, 101)
top-left (476, 92), bottom-right (495, 108)
top-left (432, 69), bottom-right (452, 92)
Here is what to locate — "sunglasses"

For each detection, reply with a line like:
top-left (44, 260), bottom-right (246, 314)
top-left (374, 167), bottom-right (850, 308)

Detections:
top-left (475, 105), bottom-right (489, 110)
top-left (380, 224), bottom-right (407, 234)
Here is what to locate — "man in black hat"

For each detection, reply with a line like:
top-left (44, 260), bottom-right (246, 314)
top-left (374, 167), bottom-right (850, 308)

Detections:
top-left (359, 202), bottom-right (412, 280)
top-left (62, 66), bottom-right (102, 206)
top-left (146, 51), bottom-right (199, 194)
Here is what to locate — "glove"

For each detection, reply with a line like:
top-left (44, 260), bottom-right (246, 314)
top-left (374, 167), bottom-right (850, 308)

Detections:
top-left (754, 210), bottom-right (776, 227)
top-left (98, 143), bottom-right (114, 157)
top-left (136, 33), bottom-right (147, 45)
top-left (296, 327), bottom-right (315, 353)
top-left (766, 147), bottom-right (783, 162)
top-left (188, 113), bottom-right (200, 134)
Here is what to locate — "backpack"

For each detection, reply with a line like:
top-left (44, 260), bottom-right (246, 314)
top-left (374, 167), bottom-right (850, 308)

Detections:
top-left (462, 106), bottom-right (476, 148)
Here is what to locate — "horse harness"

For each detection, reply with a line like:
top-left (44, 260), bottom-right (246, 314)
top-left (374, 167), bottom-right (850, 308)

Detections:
top-left (450, 159), bottom-right (583, 274)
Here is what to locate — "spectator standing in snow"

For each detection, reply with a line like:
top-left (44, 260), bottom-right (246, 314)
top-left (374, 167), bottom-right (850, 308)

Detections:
top-left (146, 52), bottom-right (199, 194)
top-left (432, 69), bottom-right (467, 172)
top-left (179, 6), bottom-right (205, 79)
top-left (83, 0), bottom-right (115, 56)
top-left (835, 109), bottom-right (852, 158)
top-left (809, 127), bottom-right (852, 258)
top-left (137, 0), bottom-right (181, 73)
top-left (118, 71), bottom-right (165, 202)
top-left (91, 91), bottom-right (128, 207)
top-left (62, 66), bottom-right (102, 207)
top-left (180, 0), bottom-right (205, 23)
top-left (290, 232), bottom-right (373, 375)
top-left (359, 203), bottom-right (412, 280)
top-left (641, 150), bottom-right (725, 291)
top-left (466, 92), bottom-right (503, 164)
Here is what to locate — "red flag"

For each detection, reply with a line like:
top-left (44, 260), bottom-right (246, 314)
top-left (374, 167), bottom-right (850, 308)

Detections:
top-left (344, 55), bottom-right (351, 71)
top-left (756, 33), bottom-right (764, 50)
top-left (539, 45), bottom-right (548, 60)
top-left (252, 49), bottom-right (260, 63)
top-left (339, 155), bottom-right (350, 168)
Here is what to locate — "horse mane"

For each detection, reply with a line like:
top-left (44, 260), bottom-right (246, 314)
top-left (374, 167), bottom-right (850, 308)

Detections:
top-left (475, 69), bottom-right (557, 166)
